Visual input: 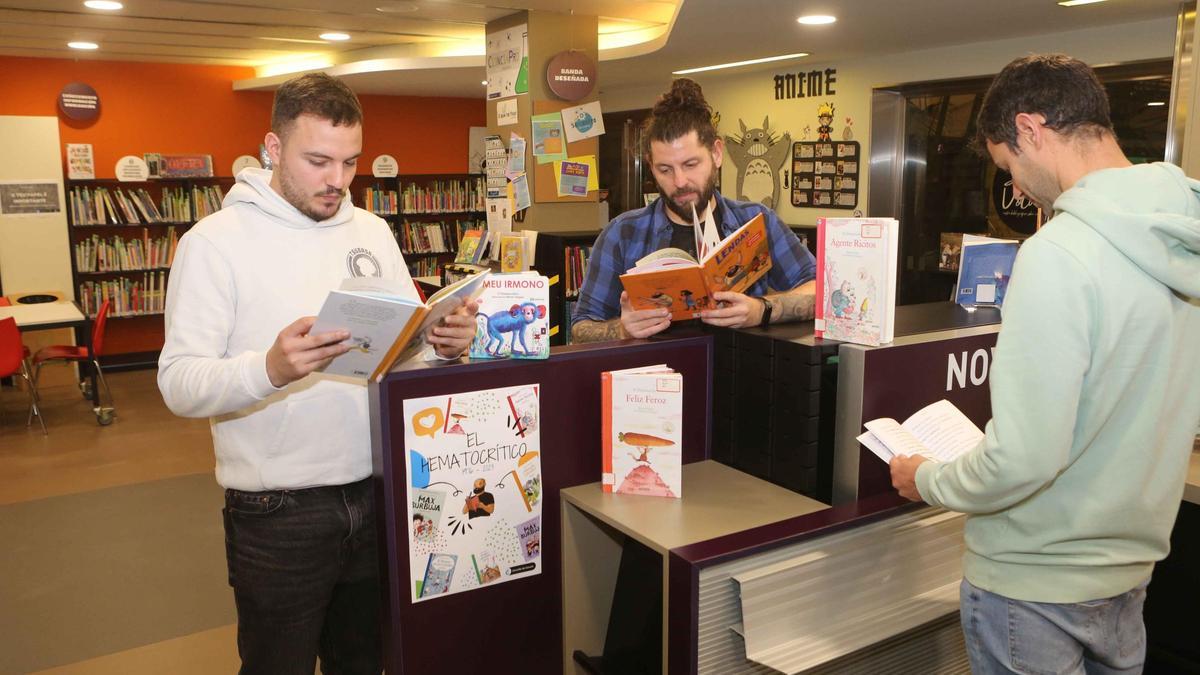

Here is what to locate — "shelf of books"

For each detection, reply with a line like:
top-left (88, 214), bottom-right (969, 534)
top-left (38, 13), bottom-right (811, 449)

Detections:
top-left (532, 231), bottom-right (598, 346)
top-left (354, 174), bottom-right (487, 279)
top-left (65, 176), bottom-right (233, 366)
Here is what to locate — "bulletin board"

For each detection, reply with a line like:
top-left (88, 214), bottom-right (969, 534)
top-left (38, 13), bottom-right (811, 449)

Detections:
top-left (532, 99), bottom-right (599, 204)
top-left (790, 140), bottom-right (859, 209)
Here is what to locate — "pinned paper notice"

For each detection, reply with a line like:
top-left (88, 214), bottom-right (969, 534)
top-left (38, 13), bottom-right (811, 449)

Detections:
top-left (531, 113), bottom-right (567, 164)
top-left (556, 160), bottom-right (589, 197)
top-left (497, 99), bottom-right (518, 126)
top-left (561, 101), bottom-right (605, 143)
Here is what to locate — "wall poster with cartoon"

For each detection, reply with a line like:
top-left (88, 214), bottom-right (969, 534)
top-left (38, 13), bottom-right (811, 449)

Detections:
top-left (791, 103), bottom-right (860, 209)
top-left (404, 383), bottom-right (543, 602)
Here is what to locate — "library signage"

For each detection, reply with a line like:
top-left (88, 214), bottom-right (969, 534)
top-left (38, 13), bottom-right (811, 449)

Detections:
top-left (58, 82), bottom-right (100, 122)
top-left (546, 50), bottom-right (596, 101)
top-left (115, 156), bottom-right (150, 182)
top-left (372, 154), bottom-right (399, 178)
top-left (0, 181), bottom-right (61, 215)
top-left (991, 169), bottom-right (1038, 234)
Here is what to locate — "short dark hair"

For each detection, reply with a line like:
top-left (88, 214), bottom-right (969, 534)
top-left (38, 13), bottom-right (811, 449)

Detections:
top-left (974, 54), bottom-right (1114, 155)
top-left (271, 72), bottom-right (363, 138)
top-left (643, 78), bottom-right (719, 157)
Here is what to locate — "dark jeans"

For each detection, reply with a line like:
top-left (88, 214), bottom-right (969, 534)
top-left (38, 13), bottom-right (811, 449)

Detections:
top-left (223, 477), bottom-right (382, 675)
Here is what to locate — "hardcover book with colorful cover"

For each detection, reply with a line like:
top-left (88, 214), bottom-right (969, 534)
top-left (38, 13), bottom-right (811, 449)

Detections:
top-left (410, 488), bottom-right (446, 544)
top-left (815, 217), bottom-right (899, 347)
top-left (601, 365), bottom-right (683, 498)
top-left (515, 515), bottom-right (541, 562)
top-left (955, 234), bottom-right (1018, 307)
top-left (470, 273), bottom-right (550, 360)
top-left (619, 213), bottom-right (771, 321)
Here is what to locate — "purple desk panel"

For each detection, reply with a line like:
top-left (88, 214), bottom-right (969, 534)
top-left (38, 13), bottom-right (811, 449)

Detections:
top-left (370, 336), bottom-right (712, 674)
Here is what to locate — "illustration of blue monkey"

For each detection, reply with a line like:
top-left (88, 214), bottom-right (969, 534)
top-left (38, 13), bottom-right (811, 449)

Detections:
top-left (477, 302), bottom-right (547, 356)
top-left (724, 117), bottom-right (792, 210)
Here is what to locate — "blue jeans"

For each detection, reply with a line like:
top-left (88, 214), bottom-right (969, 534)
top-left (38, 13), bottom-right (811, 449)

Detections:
top-left (959, 577), bottom-right (1149, 675)
top-left (223, 478), bottom-right (382, 675)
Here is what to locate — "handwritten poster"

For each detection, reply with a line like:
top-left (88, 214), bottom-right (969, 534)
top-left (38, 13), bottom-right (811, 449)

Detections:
top-left (485, 24), bottom-right (529, 101)
top-left (404, 384), bottom-right (543, 603)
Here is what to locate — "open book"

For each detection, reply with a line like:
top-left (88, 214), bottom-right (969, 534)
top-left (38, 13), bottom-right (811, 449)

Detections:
top-left (857, 399), bottom-right (984, 464)
top-left (619, 213), bottom-right (771, 321)
top-left (311, 270), bottom-right (490, 381)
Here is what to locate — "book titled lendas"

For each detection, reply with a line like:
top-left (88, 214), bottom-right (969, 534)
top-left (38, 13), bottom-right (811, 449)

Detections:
top-left (311, 270), bottom-right (490, 381)
top-left (857, 399), bottom-right (984, 464)
top-left (815, 217), bottom-right (899, 346)
top-left (601, 365), bottom-right (683, 498)
top-left (955, 234), bottom-right (1018, 307)
top-left (619, 213), bottom-right (771, 321)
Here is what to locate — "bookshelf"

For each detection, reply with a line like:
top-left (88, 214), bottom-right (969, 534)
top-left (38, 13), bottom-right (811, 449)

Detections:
top-left (65, 176), bottom-right (234, 368)
top-left (352, 173), bottom-right (486, 279)
top-left (531, 230), bottom-right (599, 346)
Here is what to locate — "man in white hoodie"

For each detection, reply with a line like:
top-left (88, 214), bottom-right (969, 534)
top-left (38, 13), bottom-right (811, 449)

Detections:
top-left (158, 73), bottom-right (477, 674)
top-left (890, 55), bottom-right (1200, 674)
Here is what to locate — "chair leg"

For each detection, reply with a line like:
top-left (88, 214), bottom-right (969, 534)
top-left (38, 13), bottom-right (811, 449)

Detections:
top-left (19, 366), bottom-right (47, 435)
top-left (93, 360), bottom-right (115, 410)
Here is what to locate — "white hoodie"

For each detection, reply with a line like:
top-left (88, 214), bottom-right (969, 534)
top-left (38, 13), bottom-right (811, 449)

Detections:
top-left (158, 168), bottom-right (420, 491)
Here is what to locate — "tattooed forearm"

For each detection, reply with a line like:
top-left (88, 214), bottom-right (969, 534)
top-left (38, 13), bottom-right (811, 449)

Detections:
top-left (767, 280), bottom-right (816, 323)
top-left (571, 318), bottom-right (628, 343)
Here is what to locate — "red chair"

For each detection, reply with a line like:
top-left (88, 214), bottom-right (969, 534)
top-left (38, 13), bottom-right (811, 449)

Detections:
top-left (0, 317), bottom-right (46, 434)
top-left (32, 300), bottom-right (114, 418)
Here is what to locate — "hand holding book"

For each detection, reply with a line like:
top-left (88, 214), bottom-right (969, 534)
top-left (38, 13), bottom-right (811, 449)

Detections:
top-left (427, 299), bottom-right (479, 358)
top-left (266, 316), bottom-right (352, 388)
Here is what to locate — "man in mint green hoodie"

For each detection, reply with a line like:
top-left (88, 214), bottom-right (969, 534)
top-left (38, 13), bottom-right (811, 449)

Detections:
top-left (890, 54), bottom-right (1200, 674)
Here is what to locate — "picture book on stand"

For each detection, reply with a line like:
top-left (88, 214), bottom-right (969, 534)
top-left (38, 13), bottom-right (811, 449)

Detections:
top-left (601, 365), bottom-right (683, 498)
top-left (955, 234), bottom-right (1019, 307)
top-left (620, 212), bottom-right (771, 321)
top-left (815, 217), bottom-right (899, 346)
top-left (470, 272), bottom-right (550, 360)
top-left (311, 270), bottom-right (490, 381)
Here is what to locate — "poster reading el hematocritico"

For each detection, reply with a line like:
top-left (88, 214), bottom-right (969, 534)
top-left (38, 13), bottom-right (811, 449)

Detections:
top-left (404, 383), bottom-right (542, 603)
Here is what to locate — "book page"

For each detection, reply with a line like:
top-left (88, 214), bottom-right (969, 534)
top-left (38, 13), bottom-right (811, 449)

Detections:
top-left (902, 399), bottom-right (984, 462)
top-left (862, 417), bottom-right (928, 459)
top-left (856, 430), bottom-right (895, 463)
top-left (634, 247), bottom-right (698, 267)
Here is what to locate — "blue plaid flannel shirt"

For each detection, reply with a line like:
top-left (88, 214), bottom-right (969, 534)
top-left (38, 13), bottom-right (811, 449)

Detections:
top-left (571, 192), bottom-right (816, 326)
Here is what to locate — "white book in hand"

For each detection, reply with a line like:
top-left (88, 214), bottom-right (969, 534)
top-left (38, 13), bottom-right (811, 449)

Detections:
top-left (311, 270), bottom-right (490, 381)
top-left (857, 399), bottom-right (984, 464)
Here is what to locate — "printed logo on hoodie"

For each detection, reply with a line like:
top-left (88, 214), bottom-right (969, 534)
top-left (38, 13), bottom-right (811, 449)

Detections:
top-left (347, 248), bottom-right (381, 277)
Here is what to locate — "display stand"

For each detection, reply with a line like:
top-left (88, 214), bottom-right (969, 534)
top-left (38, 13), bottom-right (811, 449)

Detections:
top-left (370, 336), bottom-right (713, 674)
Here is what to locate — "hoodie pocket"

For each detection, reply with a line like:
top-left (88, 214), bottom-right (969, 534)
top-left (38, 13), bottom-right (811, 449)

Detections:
top-left (261, 380), bottom-right (369, 483)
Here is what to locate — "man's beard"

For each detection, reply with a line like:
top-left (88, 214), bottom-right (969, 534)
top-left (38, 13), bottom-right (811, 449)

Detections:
top-left (659, 169), bottom-right (719, 222)
top-left (278, 161), bottom-right (343, 221)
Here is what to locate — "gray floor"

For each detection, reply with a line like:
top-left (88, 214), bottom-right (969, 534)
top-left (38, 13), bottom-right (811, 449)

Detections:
top-left (0, 471), bottom-right (233, 674)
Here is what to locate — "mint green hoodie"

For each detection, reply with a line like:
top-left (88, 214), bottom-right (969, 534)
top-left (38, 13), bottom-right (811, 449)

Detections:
top-left (916, 162), bottom-right (1200, 603)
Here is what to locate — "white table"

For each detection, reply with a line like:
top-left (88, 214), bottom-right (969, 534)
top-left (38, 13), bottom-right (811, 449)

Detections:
top-left (0, 298), bottom-right (107, 423)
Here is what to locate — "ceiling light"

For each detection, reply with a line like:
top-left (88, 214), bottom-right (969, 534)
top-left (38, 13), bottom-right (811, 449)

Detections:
top-left (68, 41), bottom-right (99, 50)
top-left (376, 3), bottom-right (419, 12)
top-left (1147, 101), bottom-right (1166, 106)
top-left (320, 33), bottom-right (351, 41)
top-left (797, 15), bottom-right (837, 25)
top-left (673, 53), bottom-right (808, 75)
top-left (481, 80), bottom-right (488, 85)
top-left (1057, 0), bottom-right (1108, 6)
top-left (84, 0), bottom-right (123, 9)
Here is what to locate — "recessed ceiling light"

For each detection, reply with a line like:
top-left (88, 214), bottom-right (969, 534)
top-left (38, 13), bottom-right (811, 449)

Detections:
top-left (481, 80), bottom-right (488, 85)
top-left (84, 0), bottom-right (123, 9)
top-left (797, 15), bottom-right (837, 25)
top-left (673, 53), bottom-right (808, 75)
top-left (1147, 101), bottom-right (1166, 106)
top-left (376, 3), bottom-right (419, 12)
top-left (68, 41), bottom-right (99, 50)
top-left (320, 32), bottom-right (351, 41)
top-left (1058, 0), bottom-right (1107, 6)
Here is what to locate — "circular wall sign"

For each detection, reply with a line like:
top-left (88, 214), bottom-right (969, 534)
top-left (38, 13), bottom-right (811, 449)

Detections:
top-left (115, 155), bottom-right (149, 182)
top-left (58, 82), bottom-right (101, 122)
top-left (372, 154), bottom-right (399, 178)
top-left (231, 155), bottom-right (262, 175)
top-left (545, 50), bottom-right (596, 101)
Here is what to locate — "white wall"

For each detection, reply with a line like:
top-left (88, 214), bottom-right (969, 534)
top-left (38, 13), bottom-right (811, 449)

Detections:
top-left (601, 17), bottom-right (1177, 226)
top-left (0, 116), bottom-right (72, 297)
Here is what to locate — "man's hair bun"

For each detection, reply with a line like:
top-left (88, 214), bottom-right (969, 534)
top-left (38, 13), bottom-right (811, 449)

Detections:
top-left (654, 78), bottom-right (710, 117)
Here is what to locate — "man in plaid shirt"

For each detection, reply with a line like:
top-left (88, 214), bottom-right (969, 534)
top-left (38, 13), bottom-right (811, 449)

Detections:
top-left (572, 79), bottom-right (816, 343)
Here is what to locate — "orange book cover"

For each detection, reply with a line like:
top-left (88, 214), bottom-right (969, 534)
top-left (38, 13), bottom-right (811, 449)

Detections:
top-left (619, 212), bottom-right (771, 321)
top-left (601, 371), bottom-right (614, 493)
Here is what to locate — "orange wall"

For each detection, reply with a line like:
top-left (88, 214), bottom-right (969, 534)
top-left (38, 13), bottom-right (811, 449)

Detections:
top-left (0, 56), bottom-right (485, 177)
